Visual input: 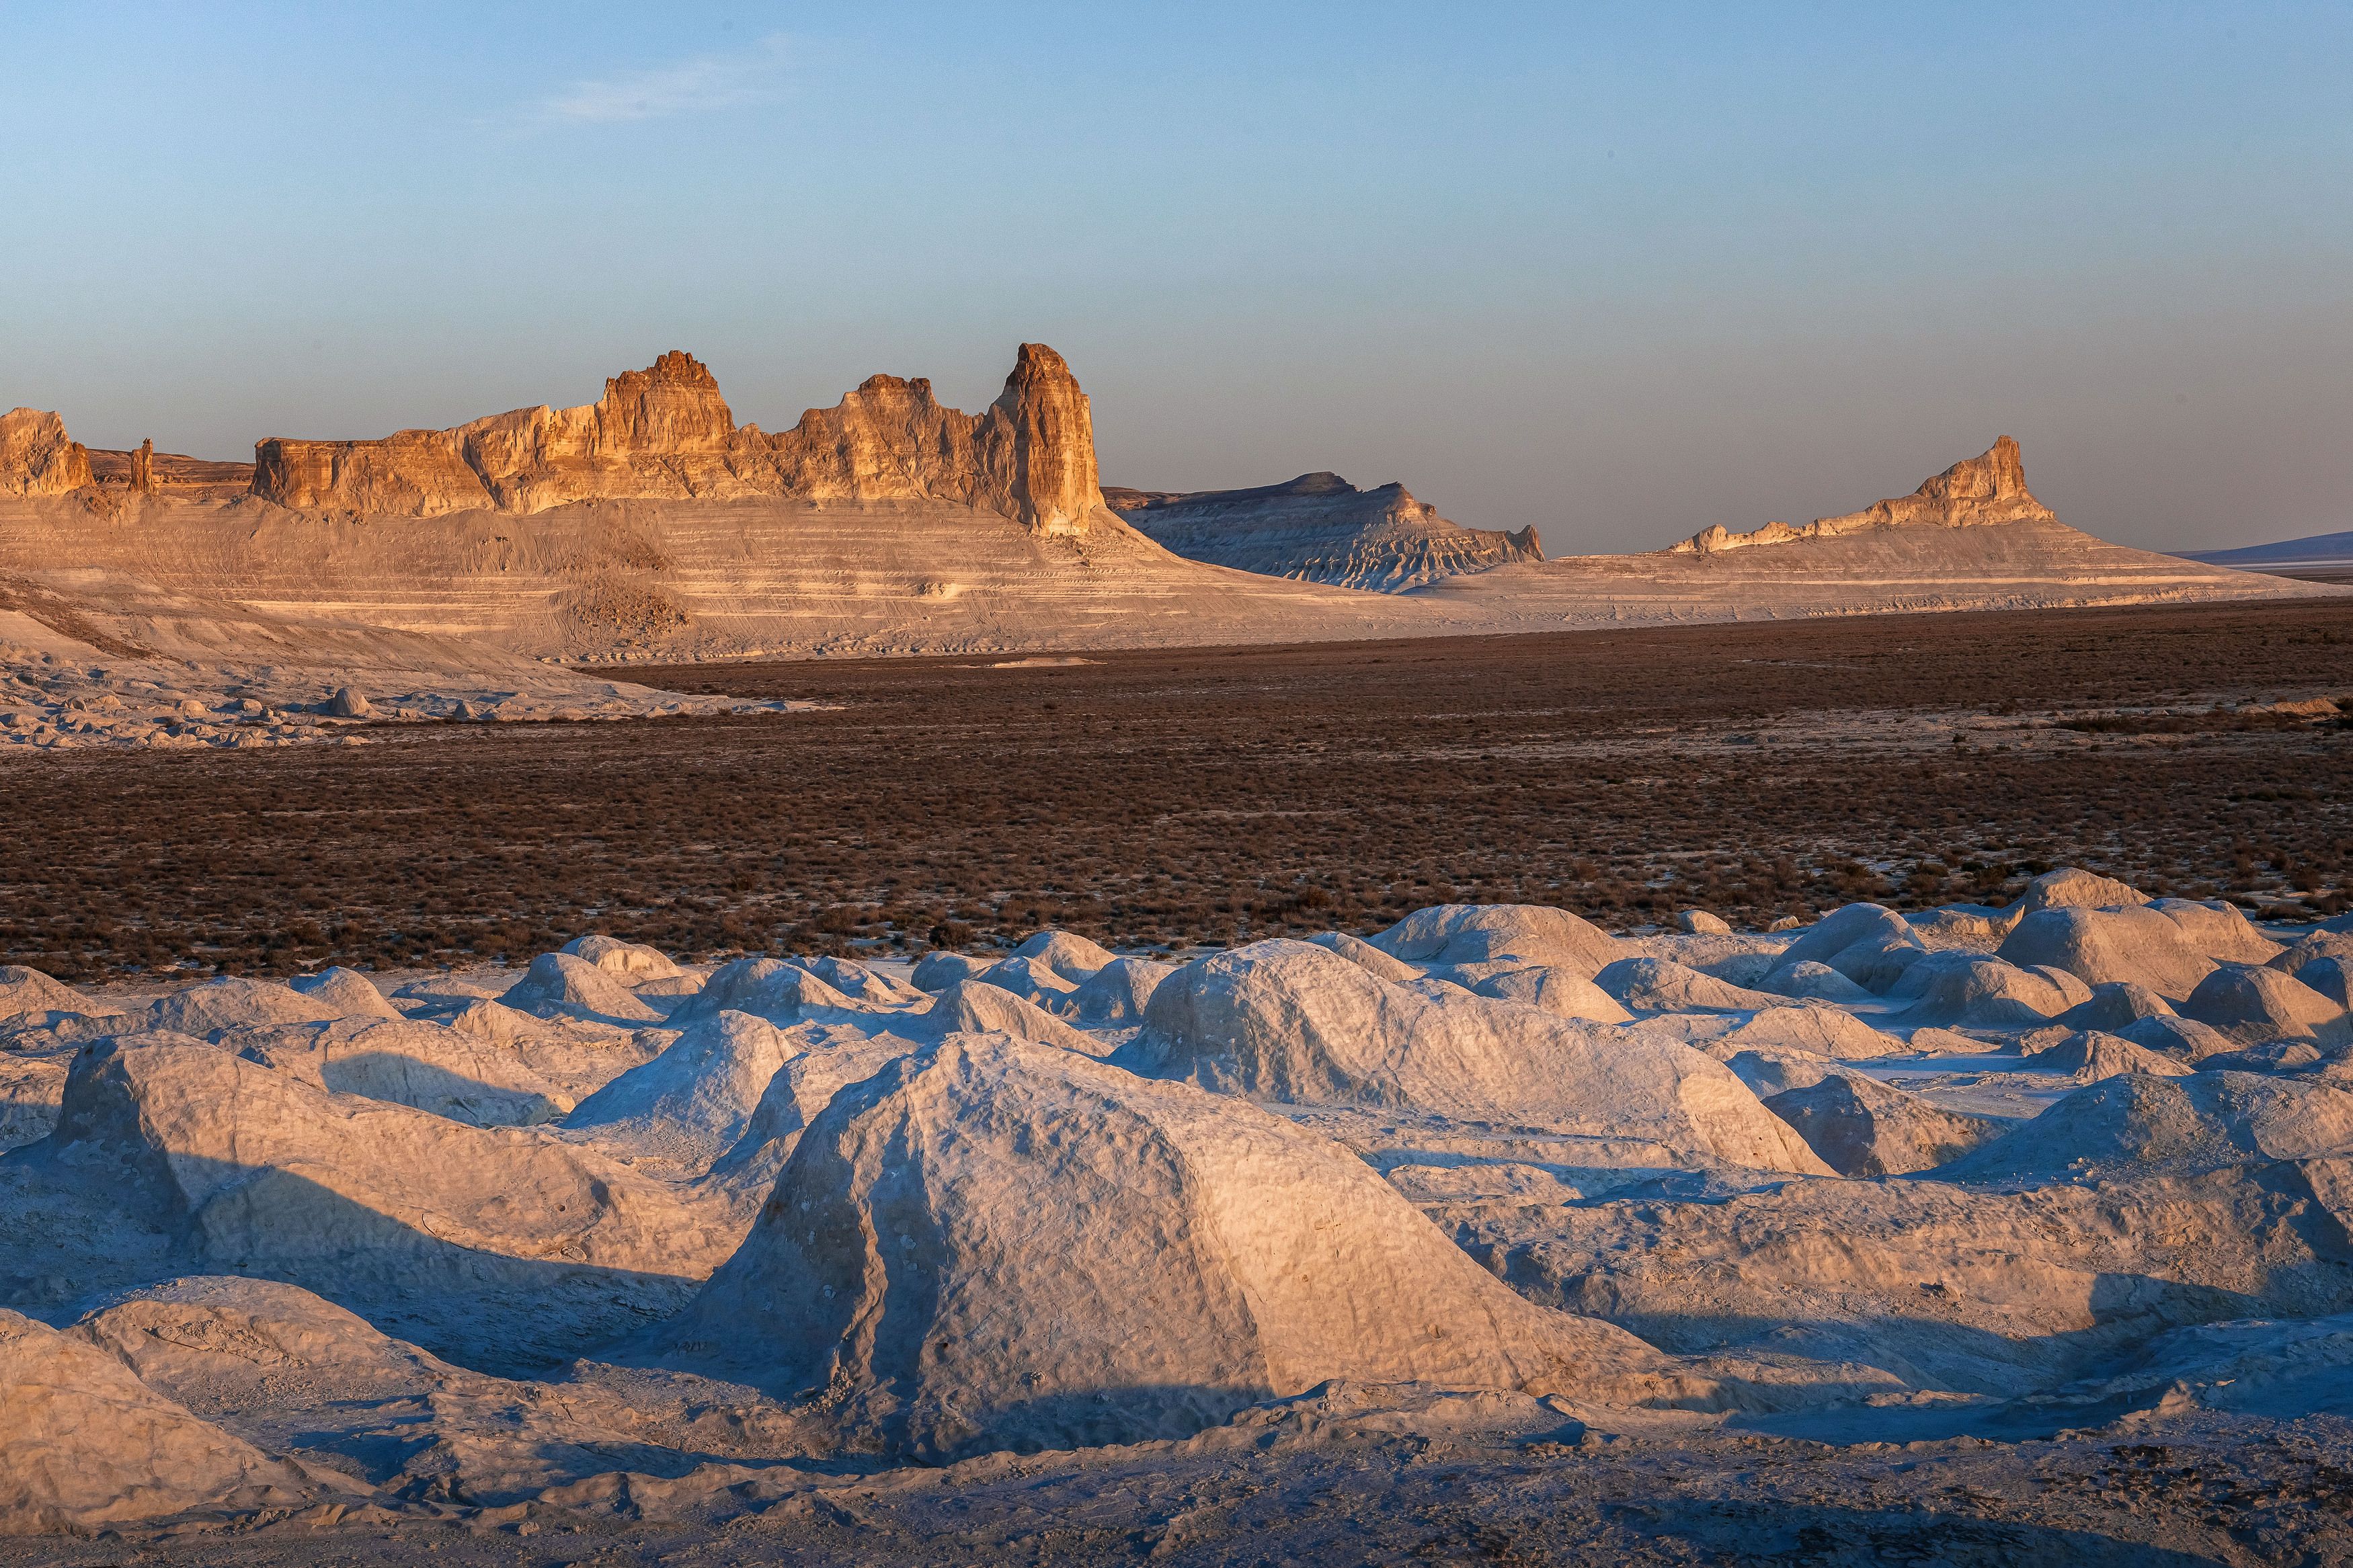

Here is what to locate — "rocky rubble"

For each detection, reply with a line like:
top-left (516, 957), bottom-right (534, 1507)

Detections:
top-left (0, 649), bottom-right (811, 753)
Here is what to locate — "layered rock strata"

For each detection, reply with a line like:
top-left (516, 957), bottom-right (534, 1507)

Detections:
top-left (1108, 470), bottom-right (1541, 590)
top-left (0, 409), bottom-right (91, 497)
top-left (251, 343), bottom-right (1113, 534)
top-left (1673, 436), bottom-right (2056, 555)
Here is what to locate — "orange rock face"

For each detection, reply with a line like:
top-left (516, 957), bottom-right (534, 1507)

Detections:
top-left (1817, 435), bottom-right (2057, 532)
top-left (1673, 436), bottom-right (2057, 555)
top-left (249, 343), bottom-right (1113, 532)
top-left (976, 342), bottom-right (1105, 534)
top-left (0, 409), bottom-right (92, 497)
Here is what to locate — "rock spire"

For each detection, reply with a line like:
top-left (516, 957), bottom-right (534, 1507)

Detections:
top-left (1673, 436), bottom-right (2057, 555)
top-left (249, 343), bottom-right (1113, 532)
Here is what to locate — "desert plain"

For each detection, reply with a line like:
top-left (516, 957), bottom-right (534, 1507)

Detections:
top-left (3, 342), bottom-right (2353, 1567)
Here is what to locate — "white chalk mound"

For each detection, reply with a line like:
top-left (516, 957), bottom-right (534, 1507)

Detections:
top-left (922, 978), bottom-right (1109, 1055)
top-left (2180, 964), bottom-right (2350, 1047)
top-left (703, 1024), bottom-right (927, 1199)
top-left (564, 1009), bottom-right (800, 1171)
top-left (1125, 940), bottom-right (1827, 1173)
top-left (0, 966), bottom-right (118, 1030)
top-left (795, 954), bottom-right (922, 1005)
top-left (251, 1018), bottom-right (573, 1126)
top-left (655, 1033), bottom-right (1697, 1458)
top-left (973, 952), bottom-right (1081, 1009)
top-left (1759, 1074), bottom-right (2001, 1177)
top-left (1770, 904), bottom-right (1925, 994)
top-left (1758, 960), bottom-right (1875, 1004)
top-left (1064, 956), bottom-right (1176, 1026)
top-left (561, 933), bottom-right (685, 981)
top-left (1308, 930), bottom-right (1425, 983)
top-left (1998, 899), bottom-right (2282, 1000)
top-left (1885, 952), bottom-right (2088, 1029)
top-left (0, 1308), bottom-right (308, 1530)
top-left (2055, 981), bottom-right (2178, 1033)
top-left (1940, 1071), bottom-right (2353, 1183)
top-left (910, 950), bottom-right (986, 991)
top-left (1468, 964), bottom-right (1633, 1024)
top-left (1369, 903), bottom-right (1625, 977)
top-left (2019, 1028), bottom-right (2194, 1083)
top-left (284, 966), bottom-right (402, 1021)
top-left (33, 1036), bottom-right (735, 1300)
top-left (502, 950), bottom-right (665, 1024)
top-left (676, 957), bottom-right (857, 1024)
top-left (1007, 928), bottom-right (1117, 983)
top-left (147, 977), bottom-right (342, 1038)
top-left (1594, 956), bottom-right (1790, 1015)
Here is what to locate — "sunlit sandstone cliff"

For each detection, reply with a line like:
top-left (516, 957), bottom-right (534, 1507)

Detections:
top-left (251, 344), bottom-right (1113, 534)
top-left (0, 409), bottom-right (91, 497)
top-left (1671, 437), bottom-right (2055, 555)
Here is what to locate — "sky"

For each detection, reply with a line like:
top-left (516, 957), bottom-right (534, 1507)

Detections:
top-left (2, 2), bottom-right (2348, 552)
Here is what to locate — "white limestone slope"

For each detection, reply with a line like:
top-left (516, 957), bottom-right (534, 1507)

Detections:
top-left (1108, 471), bottom-right (1542, 591)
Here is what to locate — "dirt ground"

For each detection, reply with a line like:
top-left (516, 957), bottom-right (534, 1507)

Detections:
top-left (3, 600), bottom-right (2349, 982)
top-left (6, 1414), bottom-right (2349, 1566)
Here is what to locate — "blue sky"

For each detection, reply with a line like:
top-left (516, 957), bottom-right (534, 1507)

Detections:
top-left (2, 3), bottom-right (2347, 550)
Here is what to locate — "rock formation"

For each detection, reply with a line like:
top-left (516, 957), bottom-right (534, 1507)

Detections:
top-left (11, 879), bottom-right (2353, 1534)
top-left (1672, 436), bottom-right (2057, 555)
top-left (0, 409), bottom-right (91, 497)
top-left (250, 343), bottom-right (1117, 534)
top-left (653, 1032), bottom-right (1687, 1456)
top-left (0, 357), bottom-right (2332, 673)
top-left (1107, 470), bottom-right (1541, 589)
top-left (85, 444), bottom-right (253, 500)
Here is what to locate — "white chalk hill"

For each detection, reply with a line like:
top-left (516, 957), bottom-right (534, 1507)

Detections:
top-left (652, 1033), bottom-right (1702, 1458)
top-left (1125, 940), bottom-right (1829, 1175)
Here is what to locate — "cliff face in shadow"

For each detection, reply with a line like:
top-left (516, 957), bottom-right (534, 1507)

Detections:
top-left (1107, 471), bottom-right (1542, 591)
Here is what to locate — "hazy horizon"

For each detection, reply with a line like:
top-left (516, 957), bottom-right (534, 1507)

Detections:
top-left (3, 3), bottom-right (2348, 552)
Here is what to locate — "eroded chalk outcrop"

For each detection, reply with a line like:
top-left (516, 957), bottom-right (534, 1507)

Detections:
top-left (1108, 471), bottom-right (1541, 590)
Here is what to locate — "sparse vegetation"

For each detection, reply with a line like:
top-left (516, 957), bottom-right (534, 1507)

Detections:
top-left (3, 601), bottom-right (2350, 981)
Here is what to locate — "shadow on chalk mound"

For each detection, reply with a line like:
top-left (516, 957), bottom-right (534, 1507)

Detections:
top-left (160, 1158), bottom-right (705, 1378)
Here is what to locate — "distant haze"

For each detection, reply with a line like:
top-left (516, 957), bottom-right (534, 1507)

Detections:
top-left (2, 4), bottom-right (2347, 554)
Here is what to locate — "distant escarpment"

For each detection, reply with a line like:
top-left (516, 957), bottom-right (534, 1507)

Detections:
top-left (85, 442), bottom-right (255, 501)
top-left (1672, 437), bottom-right (2056, 555)
top-left (251, 343), bottom-right (1112, 534)
top-left (1106, 471), bottom-right (1541, 591)
top-left (0, 409), bottom-right (92, 497)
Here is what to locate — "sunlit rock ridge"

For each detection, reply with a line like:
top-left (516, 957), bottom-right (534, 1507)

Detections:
top-left (0, 352), bottom-right (2335, 677)
top-left (1671, 437), bottom-right (2055, 555)
top-left (251, 343), bottom-right (1113, 535)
